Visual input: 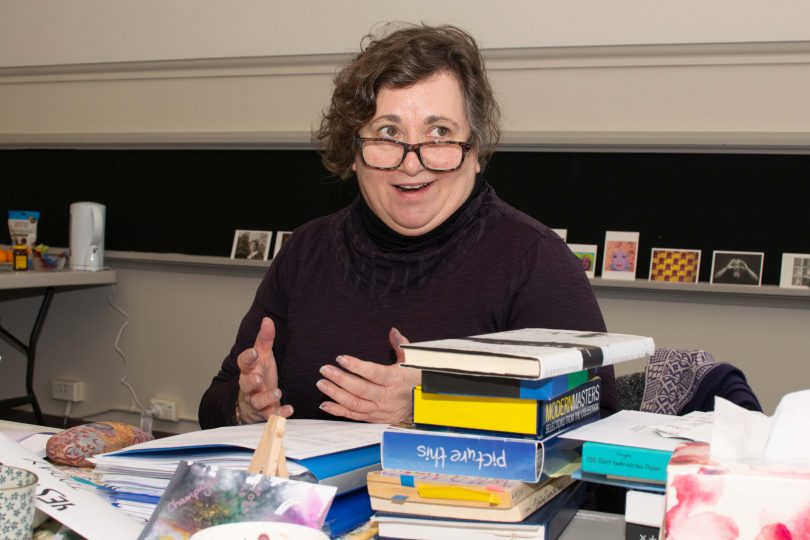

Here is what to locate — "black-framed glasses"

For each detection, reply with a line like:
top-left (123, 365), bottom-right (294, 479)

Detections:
top-left (354, 136), bottom-right (473, 172)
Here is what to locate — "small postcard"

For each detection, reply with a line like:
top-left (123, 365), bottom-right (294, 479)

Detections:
top-left (567, 243), bottom-right (598, 279)
top-left (231, 230), bottom-right (272, 261)
top-left (710, 250), bottom-right (764, 286)
top-left (649, 248), bottom-right (701, 283)
top-left (779, 253), bottom-right (810, 289)
top-left (273, 231), bottom-right (293, 259)
top-left (602, 231), bottom-right (640, 281)
top-left (551, 228), bottom-right (567, 242)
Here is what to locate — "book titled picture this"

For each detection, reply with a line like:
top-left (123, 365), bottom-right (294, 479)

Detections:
top-left (649, 248), bottom-right (701, 283)
top-left (710, 250), bottom-right (764, 286)
top-left (230, 229), bottom-right (272, 261)
top-left (567, 244), bottom-right (598, 279)
top-left (273, 231), bottom-right (292, 258)
top-left (779, 253), bottom-right (810, 289)
top-left (602, 231), bottom-right (640, 281)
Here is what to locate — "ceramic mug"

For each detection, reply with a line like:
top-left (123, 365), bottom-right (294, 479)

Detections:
top-left (190, 521), bottom-right (329, 540)
top-left (0, 464), bottom-right (38, 540)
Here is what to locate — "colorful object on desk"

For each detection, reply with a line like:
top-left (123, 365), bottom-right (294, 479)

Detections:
top-left (189, 521), bottom-right (329, 540)
top-left (137, 461), bottom-right (336, 540)
top-left (46, 422), bottom-right (153, 467)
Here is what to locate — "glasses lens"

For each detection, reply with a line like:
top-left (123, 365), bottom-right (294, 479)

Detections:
top-left (362, 140), bottom-right (404, 169)
top-left (420, 143), bottom-right (463, 171)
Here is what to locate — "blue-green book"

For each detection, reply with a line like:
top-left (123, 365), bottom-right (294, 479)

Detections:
top-left (581, 441), bottom-right (673, 483)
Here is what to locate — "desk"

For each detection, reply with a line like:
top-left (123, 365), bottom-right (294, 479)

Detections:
top-left (0, 269), bottom-right (117, 423)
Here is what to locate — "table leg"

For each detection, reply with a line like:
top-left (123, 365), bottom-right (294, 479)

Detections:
top-left (0, 286), bottom-right (52, 425)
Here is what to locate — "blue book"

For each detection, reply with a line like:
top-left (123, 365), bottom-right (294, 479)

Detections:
top-left (324, 487), bottom-right (372, 538)
top-left (581, 441), bottom-right (672, 483)
top-left (381, 424), bottom-right (582, 483)
top-left (374, 480), bottom-right (585, 540)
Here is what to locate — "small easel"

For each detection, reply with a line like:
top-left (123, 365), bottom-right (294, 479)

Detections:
top-left (247, 415), bottom-right (289, 478)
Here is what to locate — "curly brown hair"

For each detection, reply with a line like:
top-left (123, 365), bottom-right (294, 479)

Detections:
top-left (315, 23), bottom-right (501, 179)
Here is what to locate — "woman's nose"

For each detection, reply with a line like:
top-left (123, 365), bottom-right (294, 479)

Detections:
top-left (399, 148), bottom-right (424, 176)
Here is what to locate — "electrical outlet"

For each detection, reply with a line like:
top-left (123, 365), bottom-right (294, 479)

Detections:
top-left (150, 398), bottom-right (178, 422)
top-left (52, 379), bottom-right (84, 402)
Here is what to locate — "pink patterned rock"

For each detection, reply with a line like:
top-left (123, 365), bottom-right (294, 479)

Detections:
top-left (46, 422), bottom-right (153, 467)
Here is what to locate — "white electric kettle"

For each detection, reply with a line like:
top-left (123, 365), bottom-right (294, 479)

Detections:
top-left (69, 202), bottom-right (106, 271)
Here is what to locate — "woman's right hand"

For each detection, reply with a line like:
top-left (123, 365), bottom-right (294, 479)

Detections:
top-left (236, 317), bottom-right (294, 424)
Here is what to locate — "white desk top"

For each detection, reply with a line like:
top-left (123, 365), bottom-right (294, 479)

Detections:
top-left (0, 268), bottom-right (117, 290)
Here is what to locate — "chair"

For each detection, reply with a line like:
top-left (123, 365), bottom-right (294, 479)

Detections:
top-left (616, 348), bottom-right (762, 415)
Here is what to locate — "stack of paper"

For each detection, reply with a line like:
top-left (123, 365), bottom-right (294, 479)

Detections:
top-left (90, 420), bottom-right (386, 530)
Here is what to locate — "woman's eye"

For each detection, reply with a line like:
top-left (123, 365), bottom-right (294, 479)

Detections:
top-left (430, 126), bottom-right (450, 138)
top-left (380, 126), bottom-right (399, 138)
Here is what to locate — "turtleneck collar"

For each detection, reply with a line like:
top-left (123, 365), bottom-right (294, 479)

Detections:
top-left (359, 173), bottom-right (485, 251)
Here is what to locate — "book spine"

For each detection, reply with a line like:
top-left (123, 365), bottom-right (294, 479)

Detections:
top-left (581, 442), bottom-right (672, 483)
top-left (381, 430), bottom-right (541, 482)
top-left (538, 378), bottom-right (601, 438)
top-left (625, 522), bottom-right (662, 540)
top-left (420, 370), bottom-right (587, 400)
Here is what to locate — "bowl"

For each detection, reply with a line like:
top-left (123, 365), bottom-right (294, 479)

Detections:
top-left (190, 521), bottom-right (329, 540)
top-left (32, 253), bottom-right (67, 271)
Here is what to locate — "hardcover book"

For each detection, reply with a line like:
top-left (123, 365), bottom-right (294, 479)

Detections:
top-left (367, 469), bottom-right (548, 509)
top-left (374, 480), bottom-right (585, 540)
top-left (413, 378), bottom-right (601, 437)
top-left (401, 328), bottom-right (654, 379)
top-left (420, 370), bottom-right (588, 400)
top-left (369, 475), bottom-right (574, 522)
top-left (381, 424), bottom-right (582, 483)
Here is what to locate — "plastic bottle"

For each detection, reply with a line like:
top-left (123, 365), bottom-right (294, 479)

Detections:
top-left (12, 238), bottom-right (28, 271)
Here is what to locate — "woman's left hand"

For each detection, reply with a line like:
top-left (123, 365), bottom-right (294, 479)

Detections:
top-left (317, 327), bottom-right (421, 424)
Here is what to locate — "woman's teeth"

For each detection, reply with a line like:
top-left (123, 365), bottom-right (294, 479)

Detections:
top-left (396, 182), bottom-right (431, 192)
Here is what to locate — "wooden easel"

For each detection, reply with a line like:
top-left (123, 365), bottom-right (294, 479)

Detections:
top-left (247, 415), bottom-right (289, 478)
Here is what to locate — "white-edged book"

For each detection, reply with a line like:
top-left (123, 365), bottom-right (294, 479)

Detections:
top-left (400, 328), bottom-right (654, 379)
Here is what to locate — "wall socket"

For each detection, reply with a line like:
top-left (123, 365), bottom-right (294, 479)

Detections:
top-left (150, 398), bottom-right (178, 422)
top-left (52, 379), bottom-right (84, 402)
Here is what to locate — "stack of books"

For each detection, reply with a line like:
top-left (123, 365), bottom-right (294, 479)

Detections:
top-left (371, 328), bottom-right (655, 540)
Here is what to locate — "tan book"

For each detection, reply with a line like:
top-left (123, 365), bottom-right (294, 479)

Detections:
top-left (367, 469), bottom-right (551, 509)
top-left (369, 474), bottom-right (574, 522)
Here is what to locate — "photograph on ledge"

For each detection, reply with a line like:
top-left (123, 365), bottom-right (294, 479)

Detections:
top-left (273, 231), bottom-right (293, 259)
top-left (602, 231), bottom-right (639, 281)
top-left (710, 250), bottom-right (764, 286)
top-left (779, 253), bottom-right (810, 289)
top-left (231, 230), bottom-right (272, 261)
top-left (649, 248), bottom-right (701, 283)
top-left (567, 243), bottom-right (598, 279)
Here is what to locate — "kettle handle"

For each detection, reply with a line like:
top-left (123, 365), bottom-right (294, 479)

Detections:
top-left (90, 204), bottom-right (103, 245)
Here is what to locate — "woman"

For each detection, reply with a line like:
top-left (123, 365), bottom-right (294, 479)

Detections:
top-left (198, 24), bottom-right (617, 428)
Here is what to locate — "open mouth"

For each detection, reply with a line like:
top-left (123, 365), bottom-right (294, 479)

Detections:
top-left (395, 181), bottom-right (433, 193)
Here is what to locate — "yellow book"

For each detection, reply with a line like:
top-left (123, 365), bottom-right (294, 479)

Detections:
top-left (412, 378), bottom-right (600, 437)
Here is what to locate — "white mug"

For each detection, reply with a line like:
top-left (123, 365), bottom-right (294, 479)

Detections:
top-left (69, 202), bottom-right (106, 271)
top-left (0, 465), bottom-right (38, 540)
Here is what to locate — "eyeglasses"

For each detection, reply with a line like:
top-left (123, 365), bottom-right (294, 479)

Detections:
top-left (354, 136), bottom-right (473, 172)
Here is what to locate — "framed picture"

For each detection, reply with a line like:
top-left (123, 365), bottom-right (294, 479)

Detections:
top-left (551, 228), bottom-right (567, 242)
top-left (602, 231), bottom-right (640, 281)
top-left (649, 248), bottom-right (701, 283)
top-left (567, 243), bottom-right (598, 279)
top-left (230, 230), bottom-right (271, 261)
top-left (779, 253), bottom-right (810, 289)
top-left (710, 250), bottom-right (764, 286)
top-left (273, 231), bottom-right (293, 259)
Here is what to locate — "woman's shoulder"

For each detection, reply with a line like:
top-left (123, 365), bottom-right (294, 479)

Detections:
top-left (484, 190), bottom-right (566, 250)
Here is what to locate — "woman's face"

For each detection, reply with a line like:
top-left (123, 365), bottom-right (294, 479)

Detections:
top-left (353, 71), bottom-right (480, 236)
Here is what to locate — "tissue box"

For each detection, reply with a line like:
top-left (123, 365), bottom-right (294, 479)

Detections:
top-left (664, 442), bottom-right (810, 539)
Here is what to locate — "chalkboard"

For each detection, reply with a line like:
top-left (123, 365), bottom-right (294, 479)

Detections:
top-left (3, 149), bottom-right (808, 285)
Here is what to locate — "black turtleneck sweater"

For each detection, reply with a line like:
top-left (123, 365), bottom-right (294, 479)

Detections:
top-left (199, 180), bottom-right (617, 428)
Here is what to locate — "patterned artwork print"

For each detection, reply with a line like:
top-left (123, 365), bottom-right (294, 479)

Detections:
top-left (650, 249), bottom-right (700, 283)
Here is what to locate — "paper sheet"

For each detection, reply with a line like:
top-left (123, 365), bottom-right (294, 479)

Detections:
top-left (106, 419), bottom-right (387, 460)
top-left (0, 433), bottom-right (143, 540)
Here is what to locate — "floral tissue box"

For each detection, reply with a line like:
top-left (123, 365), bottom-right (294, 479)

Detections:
top-left (664, 441), bottom-right (810, 539)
